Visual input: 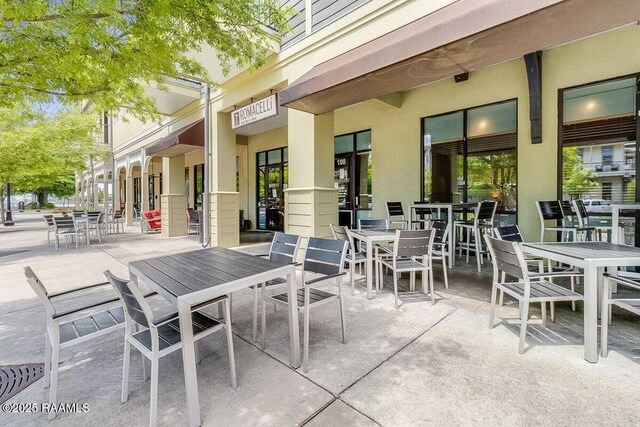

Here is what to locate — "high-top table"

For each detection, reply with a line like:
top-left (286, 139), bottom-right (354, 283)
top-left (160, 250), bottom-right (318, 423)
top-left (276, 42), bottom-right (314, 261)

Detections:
top-left (349, 228), bottom-right (397, 299)
top-left (409, 202), bottom-right (476, 269)
top-left (129, 247), bottom-right (299, 427)
top-left (522, 241), bottom-right (640, 363)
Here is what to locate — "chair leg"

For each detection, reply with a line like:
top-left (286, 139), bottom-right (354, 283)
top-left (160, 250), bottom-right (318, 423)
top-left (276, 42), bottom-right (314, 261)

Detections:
top-left (303, 291), bottom-right (310, 373)
top-left (44, 331), bottom-right (51, 388)
top-left (195, 341), bottom-right (201, 364)
top-left (410, 271), bottom-right (415, 292)
top-left (601, 278), bottom-right (610, 357)
top-left (393, 271), bottom-right (400, 309)
top-left (466, 228), bottom-right (471, 264)
top-left (339, 287), bottom-right (347, 345)
top-left (499, 289), bottom-right (504, 306)
top-left (489, 285), bottom-right (498, 328)
top-left (475, 228), bottom-right (482, 272)
top-left (518, 301), bottom-right (529, 354)
top-left (222, 297), bottom-right (237, 388)
top-left (550, 301), bottom-right (555, 322)
top-left (47, 327), bottom-right (60, 420)
top-left (252, 284), bottom-right (259, 342)
top-left (570, 276), bottom-right (576, 311)
top-left (350, 261), bottom-right (355, 295)
top-left (541, 302), bottom-right (547, 327)
top-left (429, 268), bottom-right (435, 305)
top-left (261, 283), bottom-right (267, 350)
top-left (122, 338), bottom-right (131, 403)
top-left (149, 354), bottom-right (159, 427)
top-left (441, 252), bottom-right (448, 289)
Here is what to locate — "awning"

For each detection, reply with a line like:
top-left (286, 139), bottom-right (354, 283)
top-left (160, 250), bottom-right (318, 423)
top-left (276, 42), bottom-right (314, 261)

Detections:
top-left (279, 0), bottom-right (640, 114)
top-left (146, 119), bottom-right (204, 157)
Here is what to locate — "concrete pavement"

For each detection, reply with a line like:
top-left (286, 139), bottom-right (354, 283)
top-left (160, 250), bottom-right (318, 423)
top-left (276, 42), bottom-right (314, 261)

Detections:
top-left (1, 211), bottom-right (639, 426)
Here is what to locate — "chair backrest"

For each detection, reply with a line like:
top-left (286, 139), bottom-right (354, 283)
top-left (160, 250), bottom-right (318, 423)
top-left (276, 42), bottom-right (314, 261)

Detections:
top-left (97, 212), bottom-right (106, 224)
top-left (104, 270), bottom-right (152, 328)
top-left (43, 214), bottom-right (54, 226)
top-left (431, 220), bottom-right (449, 245)
top-left (413, 202), bottom-right (432, 216)
top-left (571, 199), bottom-right (589, 227)
top-left (113, 210), bottom-right (123, 219)
top-left (24, 267), bottom-right (55, 318)
top-left (330, 224), bottom-right (348, 241)
top-left (536, 200), bottom-right (563, 221)
top-left (187, 210), bottom-right (200, 223)
top-left (72, 210), bottom-right (85, 218)
top-left (484, 235), bottom-right (528, 280)
top-left (358, 218), bottom-right (388, 230)
top-left (494, 225), bottom-right (523, 243)
top-left (303, 237), bottom-right (349, 277)
top-left (394, 229), bottom-right (435, 258)
top-left (386, 202), bottom-right (404, 218)
top-left (53, 216), bottom-right (75, 230)
top-left (268, 232), bottom-right (301, 264)
top-left (475, 200), bottom-right (498, 223)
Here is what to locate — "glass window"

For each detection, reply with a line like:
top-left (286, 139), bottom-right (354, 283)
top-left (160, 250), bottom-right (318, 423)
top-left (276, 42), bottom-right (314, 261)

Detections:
top-left (424, 111), bottom-right (464, 143)
top-left (257, 151), bottom-right (266, 166)
top-left (334, 134), bottom-right (353, 154)
top-left (356, 130), bottom-right (372, 151)
top-left (563, 78), bottom-right (635, 123)
top-left (422, 100), bottom-right (517, 225)
top-left (602, 146), bottom-right (613, 165)
top-left (267, 148), bottom-right (281, 165)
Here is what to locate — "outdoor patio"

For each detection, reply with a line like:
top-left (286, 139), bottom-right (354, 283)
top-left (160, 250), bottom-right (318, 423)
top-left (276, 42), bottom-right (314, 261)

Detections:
top-left (1, 212), bottom-right (640, 426)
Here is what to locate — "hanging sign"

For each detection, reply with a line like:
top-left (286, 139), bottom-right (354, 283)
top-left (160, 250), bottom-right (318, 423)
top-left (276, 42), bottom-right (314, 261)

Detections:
top-left (231, 94), bottom-right (278, 129)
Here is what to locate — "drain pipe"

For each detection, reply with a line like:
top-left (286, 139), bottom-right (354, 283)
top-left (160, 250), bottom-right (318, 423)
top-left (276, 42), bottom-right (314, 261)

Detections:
top-left (202, 83), bottom-right (211, 247)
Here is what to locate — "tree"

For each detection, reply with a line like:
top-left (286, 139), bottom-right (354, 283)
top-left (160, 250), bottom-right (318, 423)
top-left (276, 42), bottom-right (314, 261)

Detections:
top-left (562, 147), bottom-right (599, 199)
top-left (466, 153), bottom-right (517, 208)
top-left (0, 1), bottom-right (291, 117)
top-left (0, 104), bottom-right (105, 221)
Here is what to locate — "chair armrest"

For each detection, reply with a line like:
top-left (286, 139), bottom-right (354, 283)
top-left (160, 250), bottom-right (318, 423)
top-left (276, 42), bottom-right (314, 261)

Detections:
top-left (251, 253), bottom-right (270, 258)
top-left (51, 290), bottom-right (157, 320)
top-left (603, 273), bottom-right (640, 292)
top-left (152, 295), bottom-right (228, 326)
top-left (528, 271), bottom-right (582, 280)
top-left (48, 281), bottom-right (111, 299)
top-left (306, 272), bottom-right (347, 285)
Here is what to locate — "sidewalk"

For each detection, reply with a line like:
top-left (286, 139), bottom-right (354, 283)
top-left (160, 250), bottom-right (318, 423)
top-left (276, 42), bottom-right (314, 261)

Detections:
top-left (1, 212), bottom-right (639, 426)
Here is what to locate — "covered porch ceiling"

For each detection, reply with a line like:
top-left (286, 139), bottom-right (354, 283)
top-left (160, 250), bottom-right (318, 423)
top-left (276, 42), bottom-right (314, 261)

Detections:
top-left (279, 0), bottom-right (640, 114)
top-left (145, 76), bottom-right (202, 116)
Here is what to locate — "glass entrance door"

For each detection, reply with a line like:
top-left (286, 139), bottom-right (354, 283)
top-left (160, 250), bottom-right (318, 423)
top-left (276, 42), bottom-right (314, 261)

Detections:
top-left (257, 147), bottom-right (288, 231)
top-left (334, 130), bottom-right (372, 227)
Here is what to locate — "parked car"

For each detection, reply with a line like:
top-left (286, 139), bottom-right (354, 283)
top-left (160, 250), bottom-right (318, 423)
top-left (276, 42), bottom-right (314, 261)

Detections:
top-left (583, 198), bottom-right (612, 213)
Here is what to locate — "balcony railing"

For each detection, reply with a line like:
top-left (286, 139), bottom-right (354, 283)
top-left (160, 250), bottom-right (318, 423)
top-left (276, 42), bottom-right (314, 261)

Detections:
top-left (584, 161), bottom-right (636, 174)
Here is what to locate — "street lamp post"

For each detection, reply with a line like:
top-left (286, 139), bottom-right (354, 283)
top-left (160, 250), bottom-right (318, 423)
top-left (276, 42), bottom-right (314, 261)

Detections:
top-left (4, 182), bottom-right (14, 226)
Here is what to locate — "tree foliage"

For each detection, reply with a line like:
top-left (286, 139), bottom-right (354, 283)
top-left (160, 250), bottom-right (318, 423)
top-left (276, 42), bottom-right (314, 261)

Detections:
top-left (0, 1), bottom-right (291, 117)
top-left (562, 147), bottom-right (599, 199)
top-left (0, 104), bottom-right (105, 219)
top-left (467, 154), bottom-right (517, 208)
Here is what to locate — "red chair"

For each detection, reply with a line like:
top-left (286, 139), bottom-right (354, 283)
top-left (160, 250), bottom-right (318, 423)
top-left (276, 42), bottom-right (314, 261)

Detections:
top-left (141, 210), bottom-right (161, 234)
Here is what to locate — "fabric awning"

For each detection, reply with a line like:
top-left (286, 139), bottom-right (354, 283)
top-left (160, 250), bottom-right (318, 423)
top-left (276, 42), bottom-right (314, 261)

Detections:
top-left (279, 0), bottom-right (640, 114)
top-left (146, 119), bottom-right (204, 157)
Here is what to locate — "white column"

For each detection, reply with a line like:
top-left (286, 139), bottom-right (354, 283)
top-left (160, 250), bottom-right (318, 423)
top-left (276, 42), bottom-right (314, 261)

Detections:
top-left (285, 110), bottom-right (337, 238)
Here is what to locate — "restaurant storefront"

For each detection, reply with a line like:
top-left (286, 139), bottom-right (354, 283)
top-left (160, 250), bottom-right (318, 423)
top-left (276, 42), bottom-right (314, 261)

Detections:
top-left (80, 0), bottom-right (640, 246)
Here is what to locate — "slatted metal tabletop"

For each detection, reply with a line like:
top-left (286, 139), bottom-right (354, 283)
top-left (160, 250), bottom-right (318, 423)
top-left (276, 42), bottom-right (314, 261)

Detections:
top-left (522, 241), bottom-right (640, 364)
top-left (129, 247), bottom-right (300, 427)
top-left (350, 229), bottom-right (396, 299)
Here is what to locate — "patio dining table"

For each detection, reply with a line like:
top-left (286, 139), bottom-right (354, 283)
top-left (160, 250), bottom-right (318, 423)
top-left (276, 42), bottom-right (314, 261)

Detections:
top-left (129, 247), bottom-right (300, 427)
top-left (522, 241), bottom-right (640, 363)
top-left (409, 202), bottom-right (476, 269)
top-left (349, 228), bottom-right (396, 299)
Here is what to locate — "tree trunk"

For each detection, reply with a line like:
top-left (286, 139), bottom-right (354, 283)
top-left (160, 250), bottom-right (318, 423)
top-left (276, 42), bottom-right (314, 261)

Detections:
top-left (37, 190), bottom-right (49, 205)
top-left (0, 185), bottom-right (5, 223)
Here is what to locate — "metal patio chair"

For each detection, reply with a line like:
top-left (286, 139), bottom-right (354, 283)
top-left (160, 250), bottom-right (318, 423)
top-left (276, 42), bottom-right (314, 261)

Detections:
top-left (455, 200), bottom-right (497, 272)
top-left (261, 237), bottom-right (349, 372)
top-left (431, 220), bottom-right (450, 289)
top-left (379, 229), bottom-right (436, 308)
top-left (250, 232), bottom-right (302, 342)
top-left (412, 202), bottom-right (433, 230)
top-left (536, 200), bottom-right (591, 242)
top-left (52, 216), bottom-right (82, 251)
top-left (24, 267), bottom-right (126, 420)
top-left (104, 270), bottom-right (236, 427)
top-left (601, 273), bottom-right (640, 357)
top-left (87, 212), bottom-right (106, 243)
top-left (187, 210), bottom-right (201, 235)
top-left (43, 214), bottom-right (55, 246)
top-left (386, 201), bottom-right (409, 229)
top-left (484, 235), bottom-right (583, 354)
top-left (330, 224), bottom-right (367, 295)
top-left (110, 210), bottom-right (125, 234)
top-left (572, 199), bottom-right (623, 243)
